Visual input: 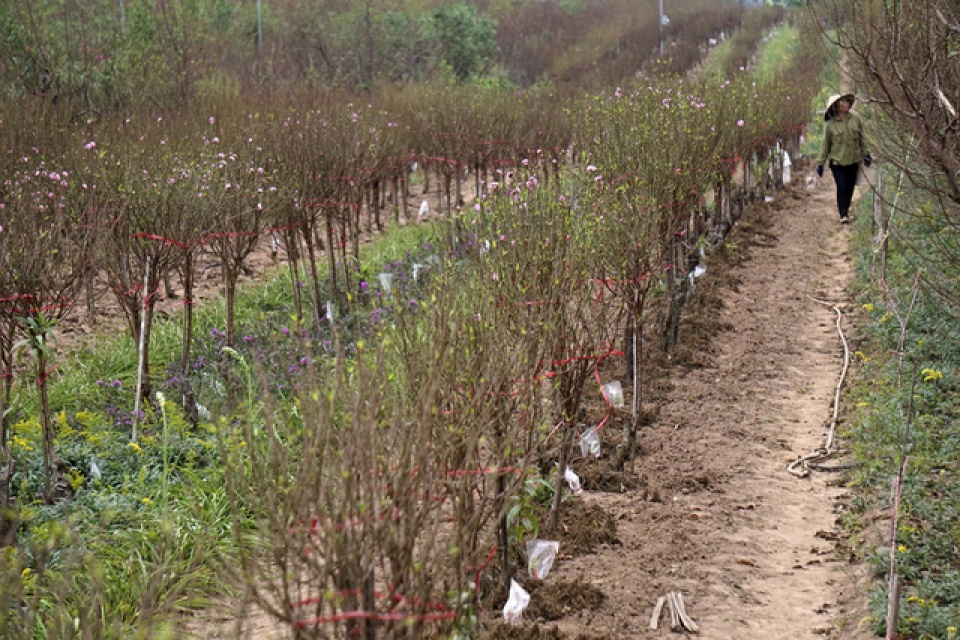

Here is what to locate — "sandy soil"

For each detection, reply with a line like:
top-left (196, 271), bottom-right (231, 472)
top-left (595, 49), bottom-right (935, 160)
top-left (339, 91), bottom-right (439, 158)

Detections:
top-left (529, 170), bottom-right (875, 639)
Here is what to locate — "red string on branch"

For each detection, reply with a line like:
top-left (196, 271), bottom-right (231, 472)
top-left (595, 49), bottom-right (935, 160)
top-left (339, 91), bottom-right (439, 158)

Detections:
top-left (469, 544), bottom-right (498, 609)
top-left (38, 365), bottom-right (58, 387)
top-left (110, 283), bottom-right (143, 298)
top-left (132, 232), bottom-right (189, 250)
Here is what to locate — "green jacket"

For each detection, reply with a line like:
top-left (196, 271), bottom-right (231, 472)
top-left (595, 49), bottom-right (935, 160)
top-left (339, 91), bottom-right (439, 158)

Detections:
top-left (818, 113), bottom-right (868, 167)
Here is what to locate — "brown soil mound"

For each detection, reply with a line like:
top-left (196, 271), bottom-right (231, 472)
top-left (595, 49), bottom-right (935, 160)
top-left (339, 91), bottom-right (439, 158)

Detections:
top-left (527, 579), bottom-right (606, 621)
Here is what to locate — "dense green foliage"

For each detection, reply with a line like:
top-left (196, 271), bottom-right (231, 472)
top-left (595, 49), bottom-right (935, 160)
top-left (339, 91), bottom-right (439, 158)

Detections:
top-left (844, 184), bottom-right (960, 639)
top-left (819, 0), bottom-right (960, 636)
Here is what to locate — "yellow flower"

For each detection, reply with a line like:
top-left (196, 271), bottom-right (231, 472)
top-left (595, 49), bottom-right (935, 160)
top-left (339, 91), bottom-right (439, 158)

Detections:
top-left (74, 411), bottom-right (96, 428)
top-left (898, 545), bottom-right (907, 553)
top-left (862, 303), bottom-right (874, 312)
top-left (141, 497), bottom-right (154, 507)
top-left (921, 368), bottom-right (943, 382)
top-left (11, 436), bottom-right (33, 452)
top-left (67, 470), bottom-right (84, 491)
top-left (128, 442), bottom-right (143, 454)
top-left (856, 402), bottom-right (870, 408)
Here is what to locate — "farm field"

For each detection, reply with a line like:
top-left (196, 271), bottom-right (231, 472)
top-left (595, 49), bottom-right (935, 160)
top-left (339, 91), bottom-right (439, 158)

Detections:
top-left (197, 160), bottom-right (876, 640)
top-left (3, 2), bottom-right (960, 639)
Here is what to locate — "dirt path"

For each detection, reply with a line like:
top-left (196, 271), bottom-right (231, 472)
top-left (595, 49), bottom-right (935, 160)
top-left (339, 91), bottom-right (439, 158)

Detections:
top-left (546, 172), bottom-right (874, 639)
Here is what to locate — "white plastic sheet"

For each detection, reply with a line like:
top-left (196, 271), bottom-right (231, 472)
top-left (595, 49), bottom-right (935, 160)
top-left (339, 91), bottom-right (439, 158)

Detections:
top-left (503, 579), bottom-right (530, 625)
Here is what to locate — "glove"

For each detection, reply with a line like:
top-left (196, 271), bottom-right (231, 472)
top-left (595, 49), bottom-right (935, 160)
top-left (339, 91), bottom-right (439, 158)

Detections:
top-left (863, 154), bottom-right (872, 167)
top-left (816, 164), bottom-right (823, 177)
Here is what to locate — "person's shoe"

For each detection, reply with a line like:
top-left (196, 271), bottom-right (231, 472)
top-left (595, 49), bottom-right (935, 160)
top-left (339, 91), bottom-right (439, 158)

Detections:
top-left (840, 216), bottom-right (850, 224)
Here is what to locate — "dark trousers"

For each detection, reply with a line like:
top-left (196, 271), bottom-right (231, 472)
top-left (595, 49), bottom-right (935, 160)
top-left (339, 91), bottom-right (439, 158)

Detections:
top-left (829, 162), bottom-right (859, 219)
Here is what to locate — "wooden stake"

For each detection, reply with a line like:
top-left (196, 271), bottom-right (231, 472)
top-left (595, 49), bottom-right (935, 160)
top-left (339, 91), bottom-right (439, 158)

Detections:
top-left (132, 256), bottom-right (150, 442)
top-left (667, 591), bottom-right (681, 631)
top-left (674, 591), bottom-right (700, 633)
top-left (650, 596), bottom-right (666, 630)
top-left (885, 574), bottom-right (900, 640)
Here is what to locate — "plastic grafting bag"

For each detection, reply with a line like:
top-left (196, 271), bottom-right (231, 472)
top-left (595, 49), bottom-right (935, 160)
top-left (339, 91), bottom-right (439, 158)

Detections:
top-left (378, 272), bottom-right (394, 293)
top-left (601, 380), bottom-right (625, 408)
top-left (580, 426), bottom-right (601, 458)
top-left (564, 466), bottom-right (583, 495)
top-left (526, 539), bottom-right (560, 580)
top-left (503, 578), bottom-right (530, 625)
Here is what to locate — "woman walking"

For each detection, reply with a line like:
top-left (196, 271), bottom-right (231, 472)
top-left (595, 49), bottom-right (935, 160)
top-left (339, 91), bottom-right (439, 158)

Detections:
top-left (816, 93), bottom-right (871, 223)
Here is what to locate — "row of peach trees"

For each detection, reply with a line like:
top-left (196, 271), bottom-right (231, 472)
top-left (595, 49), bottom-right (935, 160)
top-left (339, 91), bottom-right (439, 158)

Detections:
top-left (236, 64), bottom-right (819, 635)
top-left (223, 45), bottom-right (823, 638)
top-left (0, 22), bottom-right (823, 634)
top-left (0, 87), bottom-right (568, 510)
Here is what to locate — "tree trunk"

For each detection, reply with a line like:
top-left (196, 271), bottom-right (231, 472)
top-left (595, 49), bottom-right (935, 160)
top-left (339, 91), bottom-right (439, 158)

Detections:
top-left (303, 227), bottom-right (326, 326)
top-left (372, 181), bottom-right (383, 233)
top-left (323, 214), bottom-right (339, 315)
top-left (85, 265), bottom-right (96, 325)
top-left (548, 425), bottom-right (573, 532)
top-left (0, 346), bottom-right (15, 541)
top-left (36, 341), bottom-right (68, 503)
top-left (618, 298), bottom-right (644, 472)
top-left (180, 252), bottom-right (198, 425)
top-left (285, 228), bottom-right (304, 328)
top-left (444, 173), bottom-right (453, 218)
top-left (391, 176), bottom-right (400, 225)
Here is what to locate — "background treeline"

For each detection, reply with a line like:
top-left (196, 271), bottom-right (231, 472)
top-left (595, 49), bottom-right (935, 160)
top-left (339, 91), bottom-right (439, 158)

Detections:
top-left (0, 0), bottom-right (758, 111)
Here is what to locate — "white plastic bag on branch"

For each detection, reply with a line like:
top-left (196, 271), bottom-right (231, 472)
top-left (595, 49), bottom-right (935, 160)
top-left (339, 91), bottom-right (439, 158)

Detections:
top-left (378, 272), bottom-right (394, 293)
top-left (527, 540), bottom-right (560, 579)
top-left (419, 200), bottom-right (429, 218)
top-left (503, 578), bottom-right (530, 625)
top-left (783, 151), bottom-right (792, 184)
top-left (602, 380), bottom-right (624, 408)
top-left (580, 426), bottom-right (601, 458)
top-left (564, 466), bottom-right (582, 495)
